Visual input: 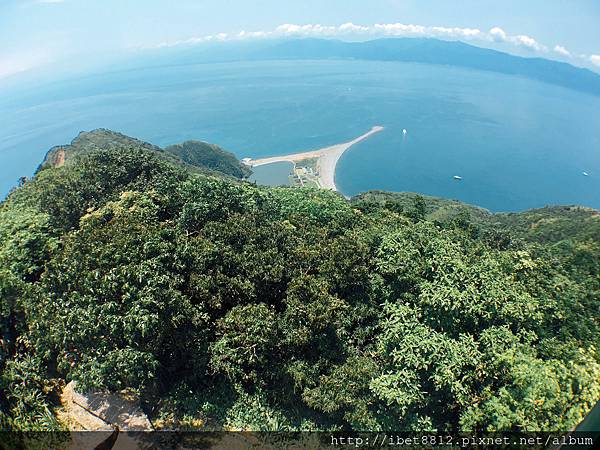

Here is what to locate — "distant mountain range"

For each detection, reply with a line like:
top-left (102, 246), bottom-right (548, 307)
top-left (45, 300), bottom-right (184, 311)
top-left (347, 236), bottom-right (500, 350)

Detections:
top-left (149, 37), bottom-right (600, 97)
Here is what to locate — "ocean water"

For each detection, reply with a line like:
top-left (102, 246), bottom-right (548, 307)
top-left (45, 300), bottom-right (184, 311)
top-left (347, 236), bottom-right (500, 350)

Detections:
top-left (1, 59), bottom-right (599, 211)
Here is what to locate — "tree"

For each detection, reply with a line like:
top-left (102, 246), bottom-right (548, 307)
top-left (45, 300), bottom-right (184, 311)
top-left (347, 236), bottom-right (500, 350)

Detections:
top-left (0, 143), bottom-right (598, 433)
top-left (210, 303), bottom-right (279, 385)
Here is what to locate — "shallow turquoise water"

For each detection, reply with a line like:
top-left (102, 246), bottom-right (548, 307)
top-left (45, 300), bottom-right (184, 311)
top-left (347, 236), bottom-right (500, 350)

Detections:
top-left (1, 59), bottom-right (599, 211)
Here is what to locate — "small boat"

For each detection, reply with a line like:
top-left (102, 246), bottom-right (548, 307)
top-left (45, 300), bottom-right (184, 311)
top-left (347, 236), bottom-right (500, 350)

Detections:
top-left (583, 172), bottom-right (589, 176)
top-left (453, 175), bottom-right (462, 180)
top-left (402, 129), bottom-right (407, 136)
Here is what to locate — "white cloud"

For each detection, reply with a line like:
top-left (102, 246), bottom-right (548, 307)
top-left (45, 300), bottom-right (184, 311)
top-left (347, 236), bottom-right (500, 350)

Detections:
top-left (488, 26), bottom-right (546, 52)
top-left (489, 26), bottom-right (508, 42)
top-left (553, 45), bottom-right (571, 57)
top-left (153, 23), bottom-right (547, 53)
top-left (147, 22), bottom-right (600, 70)
top-left (238, 30), bottom-right (268, 39)
top-left (155, 21), bottom-right (486, 45)
top-left (276, 24), bottom-right (338, 36)
top-left (513, 34), bottom-right (546, 52)
top-left (373, 23), bottom-right (426, 36)
top-left (339, 22), bottom-right (370, 33)
top-left (431, 26), bottom-right (483, 40)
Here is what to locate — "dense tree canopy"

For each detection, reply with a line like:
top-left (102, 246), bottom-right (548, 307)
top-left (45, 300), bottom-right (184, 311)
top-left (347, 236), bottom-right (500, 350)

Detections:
top-left (0, 142), bottom-right (598, 433)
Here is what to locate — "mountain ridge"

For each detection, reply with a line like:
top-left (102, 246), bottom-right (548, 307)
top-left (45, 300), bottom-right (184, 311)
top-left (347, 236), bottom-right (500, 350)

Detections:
top-left (253, 38), bottom-right (600, 96)
top-left (142, 37), bottom-right (600, 96)
top-left (39, 128), bottom-right (251, 179)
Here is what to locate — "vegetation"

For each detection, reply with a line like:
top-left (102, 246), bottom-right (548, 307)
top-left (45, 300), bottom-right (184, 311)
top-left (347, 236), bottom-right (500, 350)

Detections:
top-left (39, 128), bottom-right (251, 179)
top-left (1, 132), bottom-right (598, 433)
top-left (165, 140), bottom-right (252, 179)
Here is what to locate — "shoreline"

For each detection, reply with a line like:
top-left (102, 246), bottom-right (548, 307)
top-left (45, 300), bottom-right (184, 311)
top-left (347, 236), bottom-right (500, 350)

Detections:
top-left (244, 126), bottom-right (384, 191)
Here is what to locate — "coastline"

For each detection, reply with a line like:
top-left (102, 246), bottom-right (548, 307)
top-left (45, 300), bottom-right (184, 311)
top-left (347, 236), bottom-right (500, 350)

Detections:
top-left (244, 126), bottom-right (384, 191)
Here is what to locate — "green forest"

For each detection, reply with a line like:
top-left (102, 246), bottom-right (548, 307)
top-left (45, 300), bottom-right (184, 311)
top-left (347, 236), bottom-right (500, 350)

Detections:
top-left (0, 130), bottom-right (598, 433)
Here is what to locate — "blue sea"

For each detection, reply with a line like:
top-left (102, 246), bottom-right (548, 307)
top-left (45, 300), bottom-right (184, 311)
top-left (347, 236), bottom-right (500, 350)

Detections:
top-left (1, 59), bottom-right (599, 211)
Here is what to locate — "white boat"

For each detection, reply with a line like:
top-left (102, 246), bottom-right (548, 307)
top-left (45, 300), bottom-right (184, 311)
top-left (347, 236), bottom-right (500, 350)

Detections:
top-left (583, 172), bottom-right (589, 176)
top-left (402, 129), bottom-right (407, 136)
top-left (453, 175), bottom-right (462, 180)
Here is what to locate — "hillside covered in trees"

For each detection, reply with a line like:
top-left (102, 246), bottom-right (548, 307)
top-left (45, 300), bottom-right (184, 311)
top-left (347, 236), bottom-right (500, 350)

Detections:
top-left (0, 131), bottom-right (598, 433)
top-left (39, 128), bottom-right (251, 179)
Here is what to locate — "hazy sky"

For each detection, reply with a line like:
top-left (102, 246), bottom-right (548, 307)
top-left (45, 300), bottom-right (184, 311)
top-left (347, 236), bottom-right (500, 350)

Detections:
top-left (2, 0), bottom-right (600, 80)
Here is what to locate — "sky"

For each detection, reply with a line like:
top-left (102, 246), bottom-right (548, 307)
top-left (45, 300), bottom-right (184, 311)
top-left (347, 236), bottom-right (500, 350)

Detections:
top-left (1, 0), bottom-right (600, 81)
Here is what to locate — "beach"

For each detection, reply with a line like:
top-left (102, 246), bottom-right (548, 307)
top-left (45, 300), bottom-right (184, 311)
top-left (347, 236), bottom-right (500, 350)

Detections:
top-left (246, 126), bottom-right (384, 191)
